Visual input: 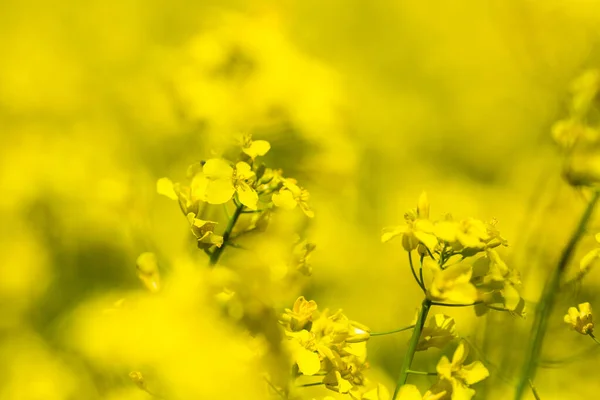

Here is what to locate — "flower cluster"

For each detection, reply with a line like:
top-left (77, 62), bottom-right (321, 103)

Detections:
top-left (382, 193), bottom-right (524, 315)
top-left (156, 133), bottom-right (314, 252)
top-left (280, 297), bottom-right (381, 399)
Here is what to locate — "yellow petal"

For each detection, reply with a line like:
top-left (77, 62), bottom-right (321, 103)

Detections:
top-left (417, 192), bottom-right (430, 219)
top-left (156, 178), bottom-right (178, 200)
top-left (235, 161), bottom-right (255, 179)
top-left (203, 158), bottom-right (233, 178)
top-left (452, 341), bottom-right (468, 365)
top-left (243, 140), bottom-right (271, 158)
top-left (395, 385), bottom-right (422, 400)
top-left (381, 225), bottom-right (407, 243)
top-left (294, 347), bottom-right (321, 376)
top-left (204, 179), bottom-right (235, 204)
top-left (272, 189), bottom-right (297, 210)
top-left (460, 361), bottom-right (489, 385)
top-left (236, 183), bottom-right (258, 210)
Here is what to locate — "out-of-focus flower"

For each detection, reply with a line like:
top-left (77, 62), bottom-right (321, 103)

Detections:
top-left (430, 341), bottom-right (489, 400)
top-left (395, 384), bottom-right (446, 400)
top-left (238, 133), bottom-right (271, 160)
top-left (136, 252), bottom-right (161, 293)
top-left (186, 213), bottom-right (223, 249)
top-left (272, 178), bottom-right (314, 218)
top-left (290, 239), bottom-right (317, 276)
top-left (382, 192), bottom-right (438, 252)
top-left (564, 302), bottom-right (594, 335)
top-left (416, 314), bottom-right (457, 351)
top-left (192, 158), bottom-right (258, 209)
top-left (427, 263), bottom-right (478, 305)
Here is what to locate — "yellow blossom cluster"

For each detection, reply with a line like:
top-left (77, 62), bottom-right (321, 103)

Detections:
top-left (280, 297), bottom-right (384, 399)
top-left (382, 193), bottom-right (524, 315)
top-left (156, 133), bottom-right (314, 252)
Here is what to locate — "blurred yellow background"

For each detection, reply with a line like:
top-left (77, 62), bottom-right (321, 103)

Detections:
top-left (2, 0), bottom-right (600, 399)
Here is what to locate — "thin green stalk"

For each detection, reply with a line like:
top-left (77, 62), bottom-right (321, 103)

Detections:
top-left (514, 190), bottom-right (600, 399)
top-left (528, 379), bottom-right (541, 400)
top-left (209, 202), bottom-right (244, 266)
top-left (590, 332), bottom-right (600, 345)
top-left (296, 382), bottom-right (324, 387)
top-left (370, 325), bottom-right (415, 336)
top-left (392, 298), bottom-right (431, 400)
top-left (419, 254), bottom-right (426, 290)
top-left (406, 370), bottom-right (437, 376)
top-left (430, 301), bottom-right (482, 307)
top-left (408, 252), bottom-right (426, 292)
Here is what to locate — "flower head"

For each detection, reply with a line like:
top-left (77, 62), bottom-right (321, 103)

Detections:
top-left (431, 341), bottom-right (489, 400)
top-left (192, 158), bottom-right (259, 209)
top-left (238, 133), bottom-right (271, 160)
top-left (382, 192), bottom-right (438, 252)
top-left (564, 302), bottom-right (594, 335)
top-left (416, 314), bottom-right (457, 351)
top-left (272, 178), bottom-right (314, 218)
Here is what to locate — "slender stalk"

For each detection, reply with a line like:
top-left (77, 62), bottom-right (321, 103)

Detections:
top-left (209, 202), bottom-right (244, 266)
top-left (406, 370), bottom-right (437, 376)
top-left (590, 332), bottom-right (600, 345)
top-left (528, 379), bottom-right (541, 400)
top-left (296, 382), bottom-right (324, 387)
top-left (419, 254), bottom-right (426, 290)
top-left (370, 325), bottom-right (415, 336)
top-left (514, 190), bottom-right (600, 399)
top-left (408, 252), bottom-right (426, 292)
top-left (392, 298), bottom-right (431, 400)
top-left (430, 301), bottom-right (482, 307)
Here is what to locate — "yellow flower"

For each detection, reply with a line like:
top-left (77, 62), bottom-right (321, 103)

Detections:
top-left (238, 133), bottom-right (271, 159)
top-left (395, 385), bottom-right (446, 400)
top-left (433, 341), bottom-right (489, 400)
top-left (564, 302), bottom-right (594, 335)
top-left (280, 296), bottom-right (318, 331)
top-left (192, 158), bottom-right (258, 209)
top-left (382, 193), bottom-right (438, 252)
top-left (135, 252), bottom-right (161, 293)
top-left (416, 314), bottom-right (457, 351)
top-left (427, 263), bottom-right (479, 305)
top-left (272, 178), bottom-right (314, 218)
top-left (186, 213), bottom-right (223, 249)
top-left (156, 177), bottom-right (199, 216)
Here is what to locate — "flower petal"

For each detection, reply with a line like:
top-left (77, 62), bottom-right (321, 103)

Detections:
top-left (156, 178), bottom-right (178, 200)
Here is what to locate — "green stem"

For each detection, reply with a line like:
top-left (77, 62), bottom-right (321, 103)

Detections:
top-left (370, 325), bottom-right (415, 336)
top-left (590, 332), bottom-right (600, 345)
top-left (430, 301), bottom-right (482, 307)
top-left (514, 190), bottom-right (600, 399)
top-left (419, 254), bottom-right (426, 290)
top-left (408, 252), bottom-right (426, 292)
top-left (296, 382), bottom-right (324, 387)
top-left (529, 379), bottom-right (541, 400)
top-left (392, 298), bottom-right (431, 400)
top-left (406, 370), bottom-right (437, 376)
top-left (209, 202), bottom-right (244, 266)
